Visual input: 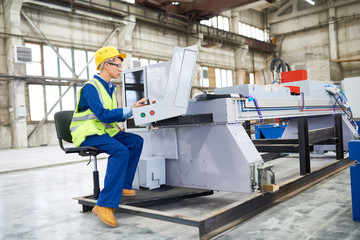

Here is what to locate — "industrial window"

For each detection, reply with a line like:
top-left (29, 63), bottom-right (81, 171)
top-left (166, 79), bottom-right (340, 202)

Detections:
top-left (199, 66), bottom-right (209, 87)
top-left (26, 43), bottom-right (42, 76)
top-left (28, 85), bottom-right (45, 121)
top-left (215, 68), bottom-right (233, 88)
top-left (131, 57), bottom-right (159, 68)
top-left (249, 72), bottom-right (255, 85)
top-left (25, 42), bottom-right (96, 121)
top-left (200, 16), bottom-right (230, 31)
top-left (238, 22), bottom-right (268, 42)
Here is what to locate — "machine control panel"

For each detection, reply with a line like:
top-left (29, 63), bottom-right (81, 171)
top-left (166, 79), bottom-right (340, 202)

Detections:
top-left (132, 46), bottom-right (198, 126)
top-left (139, 109), bottom-right (156, 118)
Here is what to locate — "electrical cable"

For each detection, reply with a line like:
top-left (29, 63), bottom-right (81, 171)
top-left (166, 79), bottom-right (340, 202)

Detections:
top-left (328, 91), bottom-right (358, 130)
top-left (339, 90), bottom-right (354, 115)
top-left (270, 58), bottom-right (286, 85)
top-left (244, 95), bottom-right (263, 123)
top-left (276, 62), bottom-right (291, 72)
top-left (332, 94), bottom-right (353, 118)
top-left (300, 92), bottom-right (304, 111)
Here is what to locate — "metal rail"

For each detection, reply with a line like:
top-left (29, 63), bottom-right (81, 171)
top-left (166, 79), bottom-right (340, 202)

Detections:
top-left (200, 158), bottom-right (354, 239)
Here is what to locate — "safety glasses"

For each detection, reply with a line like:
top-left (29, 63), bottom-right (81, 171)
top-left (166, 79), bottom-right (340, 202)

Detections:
top-left (107, 62), bottom-right (122, 70)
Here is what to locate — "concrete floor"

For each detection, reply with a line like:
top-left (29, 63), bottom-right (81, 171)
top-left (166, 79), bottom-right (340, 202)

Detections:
top-left (0, 146), bottom-right (359, 240)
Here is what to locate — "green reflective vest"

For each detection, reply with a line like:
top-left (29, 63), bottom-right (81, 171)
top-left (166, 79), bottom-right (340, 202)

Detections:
top-left (70, 78), bottom-right (120, 147)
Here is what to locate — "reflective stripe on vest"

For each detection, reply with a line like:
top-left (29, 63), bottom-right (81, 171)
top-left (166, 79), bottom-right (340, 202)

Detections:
top-left (88, 79), bottom-right (104, 105)
top-left (72, 113), bottom-right (97, 122)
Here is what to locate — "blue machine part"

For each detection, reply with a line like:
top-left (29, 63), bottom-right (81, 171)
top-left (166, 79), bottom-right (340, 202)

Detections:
top-left (255, 124), bottom-right (287, 139)
top-left (349, 140), bottom-right (360, 161)
top-left (357, 121), bottom-right (360, 135)
top-left (349, 140), bottom-right (360, 222)
top-left (350, 163), bottom-right (360, 222)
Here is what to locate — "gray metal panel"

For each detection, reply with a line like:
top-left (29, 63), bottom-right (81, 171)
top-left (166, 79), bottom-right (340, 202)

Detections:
top-left (146, 61), bottom-right (170, 103)
top-left (174, 49), bottom-right (198, 108)
top-left (138, 128), bottom-right (178, 159)
top-left (282, 80), bottom-right (333, 97)
top-left (166, 123), bottom-right (263, 193)
top-left (179, 158), bottom-right (207, 187)
top-left (186, 99), bottom-right (228, 123)
top-left (164, 46), bottom-right (184, 105)
top-left (341, 77), bottom-right (360, 118)
top-left (214, 84), bottom-right (290, 98)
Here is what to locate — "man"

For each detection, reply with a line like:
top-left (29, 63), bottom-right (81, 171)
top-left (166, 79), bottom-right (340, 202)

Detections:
top-left (70, 46), bottom-right (147, 227)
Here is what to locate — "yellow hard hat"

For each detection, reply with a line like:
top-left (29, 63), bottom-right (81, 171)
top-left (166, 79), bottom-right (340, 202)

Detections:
top-left (94, 46), bottom-right (127, 70)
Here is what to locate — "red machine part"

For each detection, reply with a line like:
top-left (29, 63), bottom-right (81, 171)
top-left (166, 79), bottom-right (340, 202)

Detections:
top-left (281, 69), bottom-right (308, 83)
top-left (283, 85), bottom-right (301, 95)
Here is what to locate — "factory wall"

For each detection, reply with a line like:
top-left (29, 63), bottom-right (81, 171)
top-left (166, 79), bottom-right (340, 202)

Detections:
top-left (2, 0), bottom-right (330, 149)
top-left (0, 0), bottom-right (130, 148)
top-left (0, 1), bottom-right (267, 149)
top-left (21, 7), bottom-right (127, 147)
top-left (336, 2), bottom-right (360, 78)
top-left (268, 0), bottom-right (360, 82)
top-left (2, 0), bottom-right (358, 149)
top-left (0, 1), bottom-right (8, 148)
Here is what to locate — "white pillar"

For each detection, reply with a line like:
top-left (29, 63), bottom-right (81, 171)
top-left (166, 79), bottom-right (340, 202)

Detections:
top-left (328, 7), bottom-right (338, 61)
top-left (234, 46), bottom-right (249, 85)
top-left (231, 11), bottom-right (240, 34)
top-left (328, 3), bottom-right (342, 81)
top-left (117, 16), bottom-right (136, 72)
top-left (4, 0), bottom-right (28, 148)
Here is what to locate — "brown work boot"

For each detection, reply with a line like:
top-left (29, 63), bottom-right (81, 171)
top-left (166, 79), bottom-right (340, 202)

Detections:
top-left (123, 189), bottom-right (136, 197)
top-left (92, 205), bottom-right (118, 228)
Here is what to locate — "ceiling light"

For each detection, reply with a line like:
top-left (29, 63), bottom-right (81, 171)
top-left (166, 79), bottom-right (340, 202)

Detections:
top-left (172, 2), bottom-right (179, 5)
top-left (305, 0), bottom-right (315, 5)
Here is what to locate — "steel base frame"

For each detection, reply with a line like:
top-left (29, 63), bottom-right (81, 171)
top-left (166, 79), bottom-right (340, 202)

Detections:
top-left (254, 114), bottom-right (344, 175)
top-left (75, 158), bottom-right (353, 240)
top-left (76, 186), bottom-right (214, 212)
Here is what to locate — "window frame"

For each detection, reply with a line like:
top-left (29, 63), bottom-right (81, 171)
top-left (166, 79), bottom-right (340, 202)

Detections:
top-left (238, 21), bottom-right (268, 42)
top-left (200, 16), bottom-right (230, 31)
top-left (199, 66), bottom-right (210, 87)
top-left (215, 68), bottom-right (233, 88)
top-left (25, 42), bottom-right (95, 122)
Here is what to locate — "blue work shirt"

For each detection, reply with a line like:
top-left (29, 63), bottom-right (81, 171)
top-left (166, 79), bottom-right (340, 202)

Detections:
top-left (78, 74), bottom-right (132, 123)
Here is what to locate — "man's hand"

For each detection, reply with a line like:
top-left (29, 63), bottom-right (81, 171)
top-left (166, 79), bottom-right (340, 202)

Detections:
top-left (131, 98), bottom-right (149, 109)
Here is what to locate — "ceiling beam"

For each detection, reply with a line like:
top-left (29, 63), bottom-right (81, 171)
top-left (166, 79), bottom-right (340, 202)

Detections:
top-left (137, 0), bottom-right (260, 19)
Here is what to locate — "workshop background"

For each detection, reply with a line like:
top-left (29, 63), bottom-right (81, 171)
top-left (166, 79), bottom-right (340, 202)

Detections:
top-left (1, 1), bottom-right (360, 240)
top-left (0, 0), bottom-right (359, 149)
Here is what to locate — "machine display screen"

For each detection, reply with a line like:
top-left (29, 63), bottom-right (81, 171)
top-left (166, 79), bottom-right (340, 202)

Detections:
top-left (122, 68), bottom-right (147, 131)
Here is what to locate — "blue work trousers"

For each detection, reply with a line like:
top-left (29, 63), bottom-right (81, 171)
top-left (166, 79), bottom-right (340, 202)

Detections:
top-left (81, 131), bottom-right (143, 208)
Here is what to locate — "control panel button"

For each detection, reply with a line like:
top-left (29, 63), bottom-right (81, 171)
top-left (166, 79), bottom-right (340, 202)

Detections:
top-left (150, 110), bottom-right (155, 116)
top-left (140, 112), bottom-right (146, 118)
